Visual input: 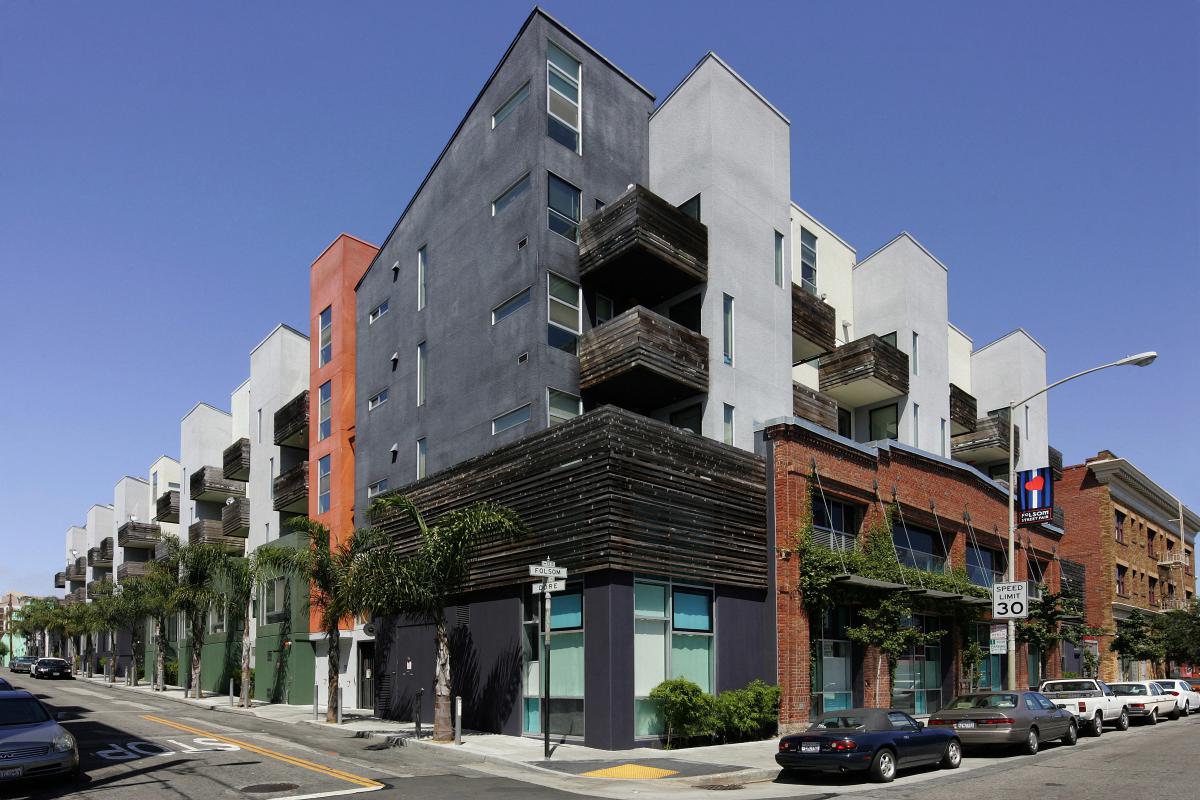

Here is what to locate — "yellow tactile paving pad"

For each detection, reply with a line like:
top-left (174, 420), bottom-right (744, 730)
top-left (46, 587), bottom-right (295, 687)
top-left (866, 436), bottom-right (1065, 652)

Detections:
top-left (580, 763), bottom-right (680, 779)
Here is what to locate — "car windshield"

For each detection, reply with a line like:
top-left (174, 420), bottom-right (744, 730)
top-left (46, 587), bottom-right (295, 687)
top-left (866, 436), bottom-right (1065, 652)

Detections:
top-left (945, 694), bottom-right (1018, 709)
top-left (0, 699), bottom-right (51, 726)
top-left (1109, 684), bottom-right (1147, 695)
top-left (810, 715), bottom-right (867, 730)
top-left (1041, 681), bottom-right (1094, 692)
top-left (37, 660), bottom-right (66, 667)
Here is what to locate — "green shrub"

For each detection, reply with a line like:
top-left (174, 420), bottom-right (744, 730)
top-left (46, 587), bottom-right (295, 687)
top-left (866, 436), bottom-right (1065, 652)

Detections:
top-left (648, 678), bottom-right (780, 747)
top-left (164, 659), bottom-right (179, 686)
top-left (714, 680), bottom-right (780, 742)
top-left (648, 678), bottom-right (717, 748)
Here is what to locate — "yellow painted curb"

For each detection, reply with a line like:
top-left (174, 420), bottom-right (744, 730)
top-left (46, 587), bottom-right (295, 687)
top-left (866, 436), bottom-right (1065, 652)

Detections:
top-left (580, 763), bottom-right (680, 779)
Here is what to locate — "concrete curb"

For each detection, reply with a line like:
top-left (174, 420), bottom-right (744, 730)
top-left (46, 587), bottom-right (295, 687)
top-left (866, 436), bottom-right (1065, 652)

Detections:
top-left (77, 676), bottom-right (261, 717)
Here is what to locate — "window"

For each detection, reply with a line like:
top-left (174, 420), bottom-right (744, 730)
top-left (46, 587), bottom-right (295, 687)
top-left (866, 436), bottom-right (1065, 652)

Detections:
top-left (492, 82), bottom-right (529, 128)
top-left (151, 471), bottom-right (158, 501)
top-left (492, 404), bottom-right (531, 434)
top-left (880, 331), bottom-right (897, 348)
top-left (368, 300), bottom-right (389, 324)
top-left (416, 342), bottom-right (427, 406)
top-left (547, 388), bottom-right (581, 426)
top-left (722, 294), bottom-right (734, 365)
top-left (669, 403), bottom-right (703, 435)
top-left (492, 173), bottom-right (530, 216)
top-left (209, 598), bottom-right (226, 634)
top-left (256, 408), bottom-right (263, 443)
top-left (912, 403), bottom-right (920, 447)
top-left (774, 230), bottom-right (785, 287)
top-left (318, 306), bottom-right (332, 366)
top-left (547, 273), bottom-right (581, 353)
top-left (633, 582), bottom-right (714, 736)
top-left (722, 404), bottom-right (734, 445)
top-left (799, 227), bottom-right (817, 295)
top-left (546, 41), bottom-right (581, 153)
top-left (416, 438), bottom-right (427, 479)
top-left (417, 246), bottom-right (427, 310)
top-left (547, 173), bottom-right (581, 241)
top-left (812, 497), bottom-right (857, 551)
top-left (911, 331), bottom-right (919, 375)
top-left (892, 525), bottom-right (945, 572)
top-left (367, 389), bottom-right (388, 411)
top-left (940, 418), bottom-right (947, 457)
top-left (869, 404), bottom-right (899, 441)
top-left (522, 584), bottom-right (585, 736)
top-left (812, 607), bottom-right (854, 716)
top-left (837, 408), bottom-right (852, 439)
top-left (892, 614), bottom-right (942, 715)
top-left (1024, 404), bottom-right (1029, 440)
top-left (1116, 564), bottom-right (1127, 596)
top-left (678, 193), bottom-right (700, 221)
top-left (317, 456), bottom-right (330, 514)
top-left (268, 457), bottom-right (274, 500)
top-left (263, 577), bottom-right (287, 623)
top-left (1114, 511), bottom-right (1126, 543)
top-left (318, 381), bottom-right (332, 440)
top-left (1147, 528), bottom-right (1157, 559)
top-left (492, 287), bottom-right (531, 324)
top-left (367, 479), bottom-right (388, 499)
top-left (595, 294), bottom-right (614, 325)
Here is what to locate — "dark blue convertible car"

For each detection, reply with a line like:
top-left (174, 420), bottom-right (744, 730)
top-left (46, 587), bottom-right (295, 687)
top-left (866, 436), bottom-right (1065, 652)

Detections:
top-left (776, 708), bottom-right (961, 783)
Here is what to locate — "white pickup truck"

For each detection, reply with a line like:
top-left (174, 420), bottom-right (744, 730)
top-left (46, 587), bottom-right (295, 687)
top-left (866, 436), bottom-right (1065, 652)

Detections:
top-left (1039, 679), bottom-right (1129, 735)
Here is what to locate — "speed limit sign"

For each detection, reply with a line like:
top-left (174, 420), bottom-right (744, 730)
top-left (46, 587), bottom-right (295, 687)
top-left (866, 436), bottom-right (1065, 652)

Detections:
top-left (992, 582), bottom-right (1029, 619)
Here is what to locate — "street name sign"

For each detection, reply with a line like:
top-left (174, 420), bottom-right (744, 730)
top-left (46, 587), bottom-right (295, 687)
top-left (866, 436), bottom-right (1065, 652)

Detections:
top-left (532, 580), bottom-right (565, 594)
top-left (529, 562), bottom-right (567, 579)
top-left (992, 581), bottom-right (1029, 619)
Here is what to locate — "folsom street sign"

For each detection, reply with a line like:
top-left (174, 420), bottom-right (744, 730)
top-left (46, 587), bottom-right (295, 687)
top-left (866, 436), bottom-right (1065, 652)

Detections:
top-left (992, 581), bottom-right (1029, 619)
top-left (529, 561), bottom-right (567, 579)
top-left (1017, 467), bottom-right (1054, 527)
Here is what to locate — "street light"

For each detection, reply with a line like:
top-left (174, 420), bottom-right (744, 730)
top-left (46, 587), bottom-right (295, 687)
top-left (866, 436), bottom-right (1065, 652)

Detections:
top-left (1005, 352), bottom-right (1156, 690)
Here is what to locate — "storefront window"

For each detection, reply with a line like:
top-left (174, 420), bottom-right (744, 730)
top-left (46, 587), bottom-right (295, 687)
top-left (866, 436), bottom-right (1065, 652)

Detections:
top-left (973, 623), bottom-right (1004, 691)
top-left (892, 615), bottom-right (943, 715)
top-left (633, 581), bottom-right (714, 737)
top-left (1027, 646), bottom-right (1041, 689)
top-left (522, 585), bottom-right (584, 737)
top-left (811, 607), bottom-right (853, 716)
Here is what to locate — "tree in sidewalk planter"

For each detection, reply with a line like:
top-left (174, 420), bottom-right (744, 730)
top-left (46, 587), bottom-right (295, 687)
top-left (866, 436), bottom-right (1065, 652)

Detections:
top-left (168, 542), bottom-right (230, 699)
top-left (105, 577), bottom-right (157, 687)
top-left (361, 497), bottom-right (525, 741)
top-left (223, 545), bottom-right (302, 708)
top-left (145, 535), bottom-right (183, 691)
top-left (1110, 609), bottom-right (1165, 675)
top-left (960, 637), bottom-right (987, 692)
top-left (846, 590), bottom-right (943, 708)
top-left (1017, 589), bottom-right (1103, 683)
top-left (1082, 647), bottom-right (1100, 679)
top-left (0, 640), bottom-right (7, 665)
top-left (1153, 600), bottom-right (1200, 670)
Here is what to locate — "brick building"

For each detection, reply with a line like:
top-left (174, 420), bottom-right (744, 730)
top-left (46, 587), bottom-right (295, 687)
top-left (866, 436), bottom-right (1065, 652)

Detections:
top-left (1058, 451), bottom-right (1198, 681)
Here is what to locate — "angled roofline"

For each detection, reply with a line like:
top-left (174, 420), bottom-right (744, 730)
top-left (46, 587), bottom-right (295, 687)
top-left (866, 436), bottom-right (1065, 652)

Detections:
top-left (148, 454), bottom-right (179, 466)
top-left (250, 322), bottom-right (309, 357)
top-left (114, 475), bottom-right (149, 487)
top-left (181, 401), bottom-right (231, 422)
top-left (1084, 456), bottom-right (1200, 534)
top-left (356, 6), bottom-right (653, 291)
top-left (310, 233), bottom-right (378, 268)
top-left (652, 51), bottom-right (789, 125)
top-left (947, 321), bottom-right (973, 343)
top-left (854, 230), bottom-right (949, 274)
top-left (790, 201), bottom-right (856, 254)
top-left (972, 327), bottom-right (1047, 356)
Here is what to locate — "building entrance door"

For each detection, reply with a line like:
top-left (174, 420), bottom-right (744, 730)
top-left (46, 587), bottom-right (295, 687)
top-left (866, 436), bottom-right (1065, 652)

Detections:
top-left (358, 642), bottom-right (375, 710)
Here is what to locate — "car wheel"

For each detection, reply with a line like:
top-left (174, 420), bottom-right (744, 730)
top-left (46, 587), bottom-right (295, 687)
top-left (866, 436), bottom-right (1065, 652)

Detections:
top-left (940, 739), bottom-right (962, 769)
top-left (1063, 721), bottom-right (1078, 746)
top-left (1090, 713), bottom-right (1103, 737)
top-left (869, 748), bottom-right (897, 783)
top-left (1022, 727), bottom-right (1039, 755)
top-left (1116, 710), bottom-right (1130, 731)
top-left (1183, 702), bottom-right (1191, 717)
top-left (1147, 708), bottom-right (1158, 726)
top-left (1169, 704), bottom-right (1181, 721)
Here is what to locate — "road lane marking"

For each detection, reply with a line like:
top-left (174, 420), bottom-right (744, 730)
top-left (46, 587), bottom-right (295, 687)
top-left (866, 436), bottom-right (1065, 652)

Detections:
top-left (139, 715), bottom-right (382, 790)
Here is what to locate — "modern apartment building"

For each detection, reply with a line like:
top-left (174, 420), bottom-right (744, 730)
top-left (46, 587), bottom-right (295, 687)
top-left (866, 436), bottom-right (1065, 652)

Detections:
top-left (1058, 451), bottom-right (1198, 681)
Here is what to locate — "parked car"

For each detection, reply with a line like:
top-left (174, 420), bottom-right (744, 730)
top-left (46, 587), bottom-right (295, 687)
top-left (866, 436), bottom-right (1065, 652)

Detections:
top-left (1039, 679), bottom-right (1129, 734)
top-left (8, 658), bottom-right (37, 675)
top-left (0, 678), bottom-right (11, 691)
top-left (0, 690), bottom-right (79, 784)
top-left (927, 691), bottom-right (1077, 754)
top-left (1106, 681), bottom-right (1177, 724)
top-left (1186, 678), bottom-right (1200, 693)
top-left (30, 660), bottom-right (71, 681)
top-left (776, 708), bottom-right (961, 783)
top-left (1151, 679), bottom-right (1200, 716)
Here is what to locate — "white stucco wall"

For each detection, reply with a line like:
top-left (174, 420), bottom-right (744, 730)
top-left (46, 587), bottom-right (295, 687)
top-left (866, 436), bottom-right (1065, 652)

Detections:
top-left (111, 476), bottom-right (150, 576)
top-left (147, 456), bottom-right (182, 541)
top-left (790, 204), bottom-right (856, 391)
top-left (64, 525), bottom-right (87, 577)
top-left (970, 329), bottom-right (1050, 471)
top-left (947, 323), bottom-right (973, 393)
top-left (179, 403), bottom-right (232, 532)
top-left (84, 504), bottom-right (114, 587)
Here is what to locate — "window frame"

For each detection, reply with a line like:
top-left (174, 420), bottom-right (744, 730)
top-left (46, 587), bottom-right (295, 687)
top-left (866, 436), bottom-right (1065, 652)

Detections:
top-left (492, 403), bottom-right (532, 435)
top-left (417, 246), bottom-right (427, 311)
top-left (416, 437), bottom-right (427, 479)
top-left (722, 294), bottom-right (734, 366)
top-left (318, 306), bottom-right (332, 367)
top-left (492, 172), bottom-right (531, 217)
top-left (367, 388), bottom-right (389, 411)
top-left (722, 403), bottom-right (735, 445)
top-left (317, 455), bottom-right (331, 514)
top-left (799, 227), bottom-right (818, 295)
top-left (492, 287), bottom-right (532, 325)
top-left (416, 341), bottom-right (427, 407)
top-left (547, 387), bottom-right (582, 426)
top-left (318, 380), bottom-right (332, 441)
top-left (546, 272), bottom-right (581, 354)
top-left (492, 81), bottom-right (530, 129)
top-left (366, 478), bottom-right (389, 499)
top-left (774, 230), bottom-right (785, 287)
top-left (547, 172), bottom-right (582, 242)
top-left (869, 404), bottom-right (899, 441)
top-left (368, 300), bottom-right (389, 324)
top-left (546, 40), bottom-right (582, 154)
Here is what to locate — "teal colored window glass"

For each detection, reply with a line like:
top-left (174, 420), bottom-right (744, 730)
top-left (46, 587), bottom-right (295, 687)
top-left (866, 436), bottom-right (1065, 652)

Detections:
top-left (670, 633), bottom-right (712, 693)
top-left (550, 591), bottom-right (582, 630)
top-left (672, 589), bottom-right (711, 632)
top-left (548, 631), bottom-right (584, 695)
top-left (634, 583), bottom-right (666, 618)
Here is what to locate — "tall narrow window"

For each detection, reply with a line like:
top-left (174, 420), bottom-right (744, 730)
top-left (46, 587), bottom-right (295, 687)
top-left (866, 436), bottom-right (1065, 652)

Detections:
top-left (722, 294), bottom-right (734, 366)
top-left (492, 82), bottom-right (529, 128)
top-left (548, 388), bottom-right (582, 426)
top-left (912, 402), bottom-right (920, 447)
top-left (492, 173), bottom-right (530, 216)
top-left (722, 404), bottom-right (735, 445)
top-left (318, 306), bottom-right (332, 366)
top-left (774, 230), bottom-right (785, 287)
top-left (1024, 405), bottom-right (1030, 440)
top-left (799, 227), bottom-right (817, 295)
top-left (546, 41), bottom-right (581, 153)
top-left (547, 173), bottom-right (581, 242)
top-left (869, 404), bottom-right (899, 441)
top-left (416, 438), bottom-right (427, 479)
top-left (940, 418), bottom-right (947, 456)
top-left (317, 455), bottom-right (330, 514)
top-left (595, 294), bottom-right (614, 324)
top-left (911, 331), bottom-right (919, 375)
top-left (269, 457), bottom-right (275, 500)
top-left (837, 408), bottom-right (852, 439)
top-left (256, 408), bottom-right (262, 443)
top-left (318, 381), bottom-right (332, 440)
top-left (547, 273), bottom-right (581, 354)
top-left (417, 246), bottom-right (427, 311)
top-left (416, 342), bottom-right (427, 406)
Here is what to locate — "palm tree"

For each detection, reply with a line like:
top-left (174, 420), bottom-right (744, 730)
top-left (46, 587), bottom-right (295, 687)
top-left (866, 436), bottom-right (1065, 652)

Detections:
top-left (145, 535), bottom-right (183, 691)
top-left (107, 578), bottom-right (155, 686)
top-left (168, 542), bottom-right (229, 698)
top-left (362, 497), bottom-right (524, 741)
top-left (286, 518), bottom-right (390, 723)
top-left (224, 545), bottom-right (300, 707)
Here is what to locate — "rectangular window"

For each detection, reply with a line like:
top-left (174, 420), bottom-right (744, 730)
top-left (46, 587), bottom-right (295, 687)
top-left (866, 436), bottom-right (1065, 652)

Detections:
top-left (256, 408), bottom-right (262, 443)
top-left (837, 408), bottom-right (852, 439)
top-left (367, 479), bottom-right (388, 499)
top-left (492, 404), bottom-right (532, 434)
top-left (869, 404), bottom-right (899, 441)
top-left (151, 471), bottom-right (158, 500)
top-left (263, 577), bottom-right (287, 623)
top-left (492, 287), bottom-right (531, 324)
top-left (633, 581), bottom-right (714, 736)
top-left (318, 381), bottom-right (332, 440)
top-left (774, 230), bottom-right (785, 287)
top-left (1114, 511), bottom-right (1126, 543)
top-left (546, 41), bottom-right (581, 153)
top-left (317, 456), bottom-right (330, 514)
top-left (595, 294), bottom-right (614, 324)
top-left (367, 389), bottom-right (388, 411)
top-left (912, 402), bottom-right (920, 447)
top-left (318, 306), bottom-right (332, 366)
top-left (722, 404), bottom-right (734, 445)
top-left (417, 246), bottom-right (427, 311)
top-left (669, 403), bottom-right (703, 435)
top-left (492, 82), bottom-right (529, 128)
top-left (547, 173), bottom-right (581, 242)
top-left (547, 273), bottom-right (581, 354)
top-left (209, 598), bottom-right (226, 634)
top-left (940, 418), bottom-right (947, 457)
top-left (416, 438), bottom-right (427, 479)
top-left (492, 173), bottom-right (530, 216)
top-left (812, 497), bottom-right (858, 550)
top-left (522, 584), bottom-right (585, 736)
top-left (722, 294), bottom-right (734, 365)
top-left (1116, 564), bottom-right (1127, 596)
top-left (967, 546), bottom-right (1003, 588)
top-left (368, 300), bottom-right (389, 324)
top-left (799, 227), bottom-right (818, 294)
top-left (416, 342), bottom-right (427, 406)
top-left (911, 331), bottom-right (919, 375)
top-left (880, 331), bottom-right (897, 348)
top-left (548, 388), bottom-right (581, 426)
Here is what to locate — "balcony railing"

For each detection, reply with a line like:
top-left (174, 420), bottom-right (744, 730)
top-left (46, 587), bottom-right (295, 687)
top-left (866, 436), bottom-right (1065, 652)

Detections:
top-left (66, 588), bottom-right (85, 605)
top-left (223, 437), bottom-right (251, 481)
top-left (792, 382), bottom-right (838, 431)
top-left (275, 390), bottom-right (310, 449)
top-left (222, 495), bottom-right (251, 538)
top-left (54, 572), bottom-right (66, 589)
top-left (116, 561), bottom-right (150, 583)
top-left (87, 547), bottom-right (101, 567)
top-left (273, 461), bottom-right (309, 514)
top-left (1159, 550), bottom-right (1187, 568)
top-left (155, 490), bottom-right (180, 523)
top-left (154, 539), bottom-right (172, 563)
top-left (87, 579), bottom-right (113, 597)
top-left (190, 465), bottom-right (246, 503)
top-left (578, 307), bottom-right (709, 412)
top-left (791, 284), bottom-right (837, 362)
top-left (952, 410), bottom-right (1020, 468)
top-left (578, 185), bottom-right (707, 309)
top-left (1159, 596), bottom-right (1189, 611)
top-left (895, 546), bottom-right (947, 573)
top-left (818, 335), bottom-right (909, 407)
top-left (118, 520), bottom-right (161, 550)
top-left (66, 561), bottom-right (85, 582)
top-left (949, 384), bottom-right (977, 435)
top-left (188, 519), bottom-right (245, 555)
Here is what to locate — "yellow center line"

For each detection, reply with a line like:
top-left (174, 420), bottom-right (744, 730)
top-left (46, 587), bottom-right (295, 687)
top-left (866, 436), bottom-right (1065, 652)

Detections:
top-left (139, 714), bottom-right (382, 789)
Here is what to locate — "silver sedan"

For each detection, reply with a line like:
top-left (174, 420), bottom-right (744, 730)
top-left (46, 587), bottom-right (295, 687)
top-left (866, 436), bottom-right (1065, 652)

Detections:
top-left (0, 690), bottom-right (79, 784)
top-left (927, 691), bottom-right (1078, 754)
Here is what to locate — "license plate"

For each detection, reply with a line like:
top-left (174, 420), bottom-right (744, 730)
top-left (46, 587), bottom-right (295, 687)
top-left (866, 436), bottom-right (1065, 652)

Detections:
top-left (0, 767), bottom-right (23, 779)
top-left (801, 742), bottom-right (820, 753)
top-left (955, 721), bottom-right (976, 729)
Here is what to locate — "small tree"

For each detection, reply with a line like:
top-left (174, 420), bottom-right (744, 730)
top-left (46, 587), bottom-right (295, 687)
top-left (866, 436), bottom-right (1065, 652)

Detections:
top-left (649, 678), bottom-right (716, 748)
top-left (1082, 647), bottom-right (1099, 679)
top-left (168, 543), bottom-right (229, 698)
top-left (961, 638), bottom-right (986, 691)
top-left (846, 591), bottom-right (941, 707)
top-left (1017, 589), bottom-right (1102, 681)
top-left (224, 545), bottom-right (300, 707)
top-left (1110, 609), bottom-right (1164, 676)
top-left (1153, 601), bottom-right (1200, 671)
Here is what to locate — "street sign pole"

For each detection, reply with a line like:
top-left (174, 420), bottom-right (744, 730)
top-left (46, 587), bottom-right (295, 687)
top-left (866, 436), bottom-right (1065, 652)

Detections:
top-left (528, 560), bottom-right (566, 761)
top-left (543, 586), bottom-right (551, 761)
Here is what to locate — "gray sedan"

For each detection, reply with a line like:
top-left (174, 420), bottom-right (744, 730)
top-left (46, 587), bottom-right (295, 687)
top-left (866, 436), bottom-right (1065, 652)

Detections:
top-left (0, 690), bottom-right (79, 783)
top-left (927, 691), bottom-right (1078, 754)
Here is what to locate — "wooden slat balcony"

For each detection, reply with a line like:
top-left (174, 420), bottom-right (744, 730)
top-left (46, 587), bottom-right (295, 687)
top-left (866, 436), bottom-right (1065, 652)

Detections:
top-left (100, 537), bottom-right (114, 562)
top-left (67, 588), bottom-right (85, 605)
top-left (949, 383), bottom-right (977, 435)
top-left (578, 306), bottom-right (708, 412)
top-left (274, 390), bottom-right (310, 448)
top-left (273, 461), bottom-right (309, 514)
top-left (952, 410), bottom-right (1020, 467)
top-left (1049, 445), bottom-right (1064, 482)
top-left (118, 520), bottom-right (161, 550)
top-left (222, 495), bottom-right (251, 539)
top-left (190, 465), bottom-right (246, 503)
top-left (818, 334), bottom-right (909, 406)
top-left (577, 185), bottom-right (708, 308)
top-left (155, 490), bottom-right (180, 523)
top-left (116, 560), bottom-right (150, 583)
top-left (54, 572), bottom-right (66, 589)
top-left (87, 547), bottom-right (100, 567)
top-left (791, 284), bottom-right (837, 362)
top-left (154, 540), bottom-right (172, 563)
top-left (66, 560), bottom-right (86, 582)
top-left (87, 579), bottom-right (113, 597)
top-left (188, 519), bottom-right (245, 555)
top-left (792, 382), bottom-right (838, 431)
top-left (223, 437), bottom-right (251, 481)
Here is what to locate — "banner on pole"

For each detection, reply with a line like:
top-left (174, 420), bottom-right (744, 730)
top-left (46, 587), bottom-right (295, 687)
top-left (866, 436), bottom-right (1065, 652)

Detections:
top-left (1017, 466), bottom-right (1054, 526)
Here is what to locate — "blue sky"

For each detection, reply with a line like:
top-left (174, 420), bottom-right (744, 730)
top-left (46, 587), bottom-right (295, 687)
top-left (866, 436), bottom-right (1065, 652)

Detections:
top-left (1, 1), bottom-right (1196, 596)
